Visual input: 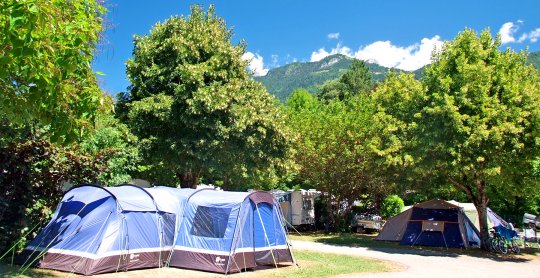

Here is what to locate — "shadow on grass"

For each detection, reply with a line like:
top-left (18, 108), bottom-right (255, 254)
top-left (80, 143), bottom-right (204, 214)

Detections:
top-left (0, 262), bottom-right (63, 277)
top-left (290, 232), bottom-right (538, 263)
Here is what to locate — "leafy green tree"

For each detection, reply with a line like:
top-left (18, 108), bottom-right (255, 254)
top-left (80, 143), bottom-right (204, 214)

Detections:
top-left (376, 29), bottom-right (540, 247)
top-left (0, 0), bottom-right (108, 143)
top-left (371, 71), bottom-right (426, 168)
top-left (318, 79), bottom-right (347, 102)
top-left (285, 88), bottom-right (319, 111)
top-left (286, 91), bottom-right (388, 230)
top-left (381, 195), bottom-right (404, 219)
top-left (319, 59), bottom-right (373, 102)
top-left (421, 29), bottom-right (540, 245)
top-left (76, 113), bottom-right (140, 186)
top-left (121, 5), bottom-right (291, 188)
top-left (340, 59), bottom-right (373, 94)
top-left (0, 139), bottom-right (64, 255)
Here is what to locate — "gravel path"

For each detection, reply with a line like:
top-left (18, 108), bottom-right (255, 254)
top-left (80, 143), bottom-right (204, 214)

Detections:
top-left (290, 240), bottom-right (540, 278)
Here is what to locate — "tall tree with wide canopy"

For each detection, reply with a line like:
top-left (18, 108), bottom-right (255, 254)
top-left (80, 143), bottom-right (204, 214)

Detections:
top-left (286, 89), bottom-right (389, 230)
top-left (319, 59), bottom-right (372, 102)
top-left (121, 5), bottom-right (291, 188)
top-left (376, 29), bottom-right (540, 247)
top-left (0, 0), bottom-right (108, 142)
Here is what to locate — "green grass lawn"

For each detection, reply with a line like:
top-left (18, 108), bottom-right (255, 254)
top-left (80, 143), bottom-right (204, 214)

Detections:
top-left (0, 250), bottom-right (391, 278)
top-left (0, 262), bottom-right (52, 278)
top-left (289, 231), bottom-right (396, 248)
top-left (256, 250), bottom-right (391, 278)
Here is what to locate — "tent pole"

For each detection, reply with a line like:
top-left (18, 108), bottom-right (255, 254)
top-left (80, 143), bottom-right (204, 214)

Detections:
top-left (442, 232), bottom-right (448, 250)
top-left (225, 202), bottom-right (248, 274)
top-left (411, 230), bottom-right (423, 247)
top-left (115, 213), bottom-right (126, 273)
top-left (164, 212), bottom-right (180, 268)
top-left (155, 211), bottom-right (162, 269)
top-left (275, 200), bottom-right (298, 267)
top-left (255, 203), bottom-right (278, 269)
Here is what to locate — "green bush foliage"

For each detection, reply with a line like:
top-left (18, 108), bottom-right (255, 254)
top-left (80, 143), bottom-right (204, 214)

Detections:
top-left (380, 195), bottom-right (404, 219)
top-left (0, 116), bottom-right (139, 255)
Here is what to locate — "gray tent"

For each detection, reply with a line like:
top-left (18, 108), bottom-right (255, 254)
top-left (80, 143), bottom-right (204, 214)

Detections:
top-left (376, 208), bottom-right (412, 241)
top-left (375, 199), bottom-right (480, 248)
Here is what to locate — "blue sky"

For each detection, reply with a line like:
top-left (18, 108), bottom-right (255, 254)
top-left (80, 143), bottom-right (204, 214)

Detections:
top-left (93, 0), bottom-right (540, 94)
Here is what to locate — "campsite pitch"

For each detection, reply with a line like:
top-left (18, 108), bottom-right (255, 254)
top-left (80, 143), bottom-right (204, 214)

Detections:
top-left (291, 233), bottom-right (540, 278)
top-left (0, 250), bottom-right (392, 277)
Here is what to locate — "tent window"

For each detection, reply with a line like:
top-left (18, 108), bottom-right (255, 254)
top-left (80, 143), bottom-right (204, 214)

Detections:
top-left (191, 206), bottom-right (231, 238)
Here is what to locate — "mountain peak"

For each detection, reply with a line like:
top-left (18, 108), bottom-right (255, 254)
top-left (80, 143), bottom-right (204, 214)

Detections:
top-left (254, 54), bottom-right (393, 101)
top-left (254, 50), bottom-right (540, 102)
top-left (319, 54), bottom-right (350, 69)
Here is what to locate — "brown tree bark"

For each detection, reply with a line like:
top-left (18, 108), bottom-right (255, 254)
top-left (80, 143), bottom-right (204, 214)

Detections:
top-left (222, 176), bottom-right (229, 191)
top-left (475, 200), bottom-right (490, 249)
top-left (473, 179), bottom-right (490, 249)
top-left (177, 170), bottom-right (198, 188)
top-left (446, 173), bottom-right (490, 249)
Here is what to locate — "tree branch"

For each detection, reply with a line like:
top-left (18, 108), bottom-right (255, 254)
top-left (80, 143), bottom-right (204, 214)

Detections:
top-left (445, 173), bottom-right (475, 201)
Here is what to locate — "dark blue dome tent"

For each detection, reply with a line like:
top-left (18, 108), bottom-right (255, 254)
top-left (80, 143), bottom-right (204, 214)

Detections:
top-left (376, 199), bottom-right (480, 248)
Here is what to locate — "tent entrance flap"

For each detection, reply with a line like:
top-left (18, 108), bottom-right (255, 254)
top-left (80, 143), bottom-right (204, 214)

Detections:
top-left (254, 202), bottom-right (278, 267)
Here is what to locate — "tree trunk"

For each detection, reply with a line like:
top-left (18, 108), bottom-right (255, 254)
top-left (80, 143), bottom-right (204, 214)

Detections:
top-left (475, 201), bottom-right (489, 250)
top-left (222, 176), bottom-right (229, 191)
top-left (324, 196), bottom-right (333, 234)
top-left (475, 179), bottom-right (489, 250)
top-left (178, 170), bottom-right (198, 188)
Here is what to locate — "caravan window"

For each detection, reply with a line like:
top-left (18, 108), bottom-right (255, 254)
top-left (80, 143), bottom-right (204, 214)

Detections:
top-left (191, 206), bottom-right (231, 238)
top-left (303, 198), bottom-right (312, 210)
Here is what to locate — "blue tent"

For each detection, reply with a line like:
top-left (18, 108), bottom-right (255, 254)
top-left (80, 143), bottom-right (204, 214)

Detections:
top-left (18, 185), bottom-right (294, 275)
top-left (398, 199), bottom-right (480, 248)
top-left (17, 184), bottom-right (188, 275)
top-left (170, 190), bottom-right (294, 273)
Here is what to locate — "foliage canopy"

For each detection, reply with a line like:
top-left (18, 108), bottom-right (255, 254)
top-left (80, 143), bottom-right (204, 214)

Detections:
top-left (121, 5), bottom-right (291, 188)
top-left (319, 59), bottom-right (373, 102)
top-left (0, 0), bottom-right (108, 142)
top-left (286, 89), bottom-right (391, 230)
top-left (375, 28), bottom-right (540, 245)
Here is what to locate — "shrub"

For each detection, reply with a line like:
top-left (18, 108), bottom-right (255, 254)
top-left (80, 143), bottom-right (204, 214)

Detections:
top-left (381, 195), bottom-right (404, 219)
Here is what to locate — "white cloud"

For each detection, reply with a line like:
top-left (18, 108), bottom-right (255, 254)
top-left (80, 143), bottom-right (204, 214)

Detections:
top-left (518, 28), bottom-right (540, 43)
top-left (310, 43), bottom-right (352, 62)
top-left (310, 48), bottom-right (330, 62)
top-left (518, 33), bottom-right (529, 43)
top-left (499, 22), bottom-right (519, 44)
top-left (328, 32), bottom-right (340, 40)
top-left (499, 21), bottom-right (540, 44)
top-left (241, 52), bottom-right (268, 76)
top-left (310, 36), bottom-right (443, 71)
top-left (529, 28), bottom-right (540, 42)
